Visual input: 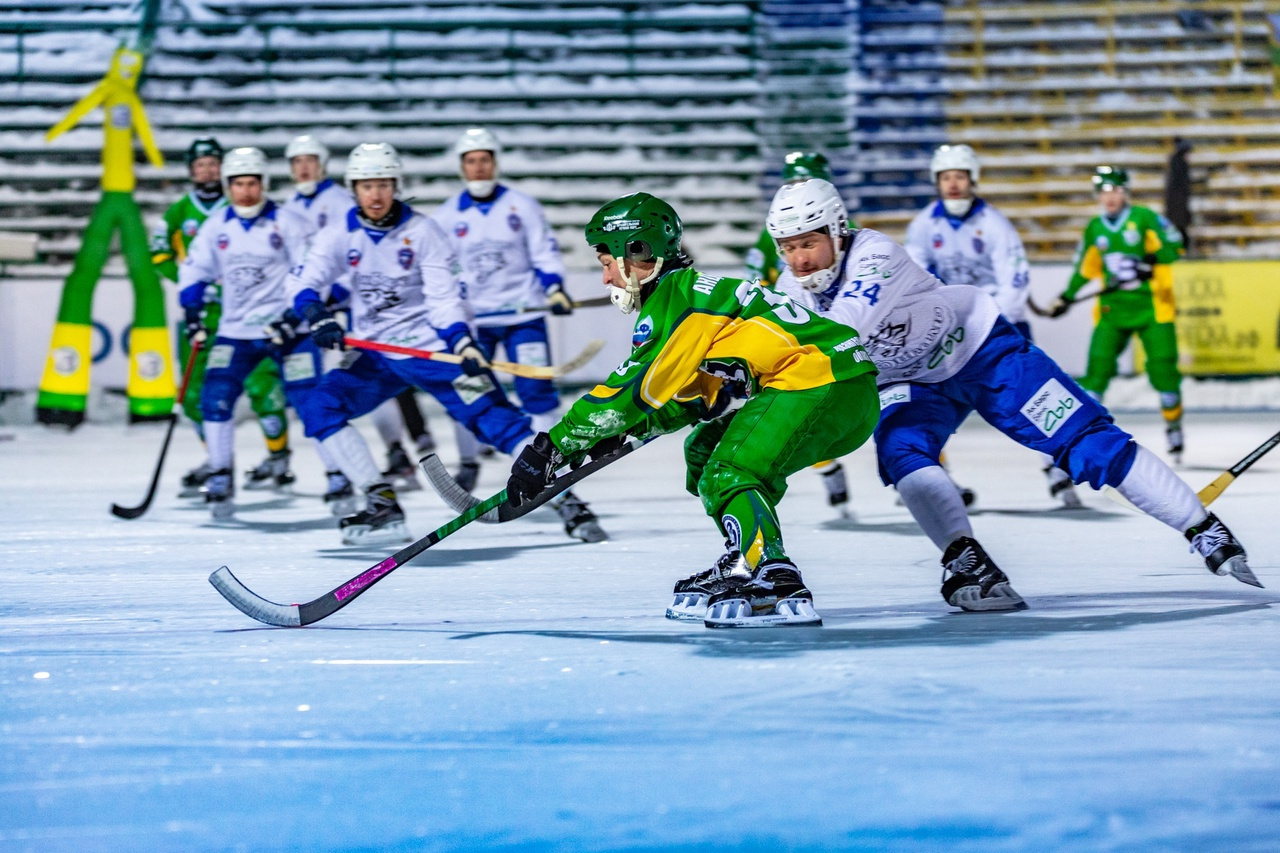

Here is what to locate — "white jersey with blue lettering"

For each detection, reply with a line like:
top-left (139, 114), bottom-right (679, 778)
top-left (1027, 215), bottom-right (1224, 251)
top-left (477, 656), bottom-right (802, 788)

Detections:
top-left (178, 201), bottom-right (312, 340)
top-left (776, 227), bottom-right (999, 385)
top-left (904, 198), bottom-right (1032, 325)
top-left (287, 204), bottom-right (468, 356)
top-left (430, 185), bottom-right (566, 328)
top-left (281, 178), bottom-right (353, 234)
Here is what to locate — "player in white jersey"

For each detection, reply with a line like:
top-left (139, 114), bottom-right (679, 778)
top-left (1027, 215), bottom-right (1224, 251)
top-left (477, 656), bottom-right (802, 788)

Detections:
top-left (289, 143), bottom-right (606, 545)
top-left (431, 128), bottom-right (573, 491)
top-left (177, 147), bottom-right (327, 519)
top-left (904, 144), bottom-right (1081, 508)
top-left (768, 179), bottom-right (1258, 609)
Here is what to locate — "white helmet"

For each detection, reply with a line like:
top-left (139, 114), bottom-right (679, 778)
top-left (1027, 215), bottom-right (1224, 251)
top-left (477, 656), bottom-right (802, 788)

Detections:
top-left (285, 134), bottom-right (329, 167)
top-left (454, 127), bottom-right (500, 197)
top-left (221, 146), bottom-right (270, 193)
top-left (345, 142), bottom-right (402, 185)
top-left (766, 179), bottom-right (849, 292)
top-left (929, 144), bottom-right (980, 184)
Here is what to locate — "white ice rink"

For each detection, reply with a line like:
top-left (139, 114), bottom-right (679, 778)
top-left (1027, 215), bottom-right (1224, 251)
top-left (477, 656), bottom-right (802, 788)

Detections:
top-left (1, 409), bottom-right (1278, 851)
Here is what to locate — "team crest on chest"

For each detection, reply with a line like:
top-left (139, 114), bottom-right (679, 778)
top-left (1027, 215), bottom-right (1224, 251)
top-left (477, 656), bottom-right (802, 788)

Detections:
top-left (972, 237), bottom-right (984, 254)
top-left (347, 248), bottom-right (362, 267)
top-left (1122, 227), bottom-right (1141, 246)
top-left (508, 212), bottom-right (522, 232)
top-left (398, 247), bottom-right (415, 270)
top-left (318, 213), bottom-right (327, 228)
top-left (455, 222), bottom-right (468, 238)
top-left (216, 233), bottom-right (229, 250)
top-left (269, 231), bottom-right (283, 251)
top-left (932, 233), bottom-right (943, 249)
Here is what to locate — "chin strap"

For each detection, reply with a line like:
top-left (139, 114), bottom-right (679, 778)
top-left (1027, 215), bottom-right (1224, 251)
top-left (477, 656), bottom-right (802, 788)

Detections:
top-left (610, 256), bottom-right (664, 314)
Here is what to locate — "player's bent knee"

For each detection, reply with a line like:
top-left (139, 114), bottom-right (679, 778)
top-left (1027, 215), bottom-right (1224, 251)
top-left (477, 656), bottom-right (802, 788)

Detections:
top-left (1059, 423), bottom-right (1138, 489)
top-left (697, 461), bottom-right (764, 518)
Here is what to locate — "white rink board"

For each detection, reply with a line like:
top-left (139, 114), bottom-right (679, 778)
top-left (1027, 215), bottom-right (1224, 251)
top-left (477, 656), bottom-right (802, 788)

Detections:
top-left (0, 410), bottom-right (1277, 850)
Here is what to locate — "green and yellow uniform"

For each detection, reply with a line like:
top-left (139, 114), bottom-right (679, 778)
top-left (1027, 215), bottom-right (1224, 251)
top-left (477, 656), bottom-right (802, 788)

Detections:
top-left (1062, 202), bottom-right (1184, 428)
top-left (151, 190), bottom-right (289, 451)
top-left (552, 266), bottom-right (879, 568)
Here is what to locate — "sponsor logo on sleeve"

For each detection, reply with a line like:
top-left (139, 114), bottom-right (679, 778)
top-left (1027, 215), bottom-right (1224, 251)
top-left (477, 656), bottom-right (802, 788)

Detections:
top-left (1021, 378), bottom-right (1082, 437)
top-left (182, 218), bottom-right (200, 238)
top-left (632, 317), bottom-right (654, 347)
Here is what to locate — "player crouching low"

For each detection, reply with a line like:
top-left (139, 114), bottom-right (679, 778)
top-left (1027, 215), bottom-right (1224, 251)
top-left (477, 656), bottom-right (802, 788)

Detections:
top-left (505, 193), bottom-right (881, 627)
top-left (288, 143), bottom-right (605, 545)
top-left (766, 178), bottom-right (1259, 609)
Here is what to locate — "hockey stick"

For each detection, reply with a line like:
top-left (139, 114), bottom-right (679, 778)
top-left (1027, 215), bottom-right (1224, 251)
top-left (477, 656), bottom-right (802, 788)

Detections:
top-left (1197, 428), bottom-right (1280, 505)
top-left (208, 438), bottom-right (642, 627)
top-left (419, 437), bottom-right (648, 522)
top-left (474, 295), bottom-right (613, 319)
top-left (110, 340), bottom-right (203, 520)
top-left (344, 336), bottom-right (604, 380)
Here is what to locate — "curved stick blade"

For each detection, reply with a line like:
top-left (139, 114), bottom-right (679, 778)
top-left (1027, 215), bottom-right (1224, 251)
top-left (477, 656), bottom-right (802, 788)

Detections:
top-left (419, 454), bottom-right (498, 522)
top-left (209, 566), bottom-right (302, 627)
top-left (553, 338), bottom-right (605, 377)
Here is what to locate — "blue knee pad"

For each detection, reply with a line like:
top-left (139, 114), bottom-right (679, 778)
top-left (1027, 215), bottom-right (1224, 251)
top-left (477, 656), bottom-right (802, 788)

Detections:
top-left (200, 372), bottom-right (241, 423)
top-left (1058, 422), bottom-right (1138, 489)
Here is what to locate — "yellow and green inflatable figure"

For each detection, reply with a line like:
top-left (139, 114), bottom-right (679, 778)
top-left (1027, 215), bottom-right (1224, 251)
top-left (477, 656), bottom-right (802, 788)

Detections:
top-left (37, 45), bottom-right (174, 426)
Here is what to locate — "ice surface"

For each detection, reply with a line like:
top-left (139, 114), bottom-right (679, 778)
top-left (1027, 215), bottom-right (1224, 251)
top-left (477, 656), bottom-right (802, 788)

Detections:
top-left (1, 410), bottom-right (1278, 850)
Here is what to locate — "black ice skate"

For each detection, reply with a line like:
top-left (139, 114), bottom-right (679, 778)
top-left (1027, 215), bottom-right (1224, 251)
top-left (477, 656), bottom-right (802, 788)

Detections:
top-left (703, 560), bottom-right (822, 628)
top-left (1167, 424), bottom-right (1184, 465)
top-left (940, 537), bottom-right (1027, 612)
top-left (244, 449), bottom-right (295, 491)
top-left (382, 442), bottom-right (422, 492)
top-left (667, 549), bottom-right (751, 621)
top-left (323, 470), bottom-right (358, 517)
top-left (552, 491), bottom-right (608, 543)
top-left (339, 483), bottom-right (411, 545)
top-left (1186, 513), bottom-right (1261, 588)
top-left (455, 460), bottom-right (481, 493)
top-left (820, 462), bottom-right (849, 508)
top-left (179, 460), bottom-right (214, 498)
top-left (1044, 465), bottom-right (1083, 509)
top-left (204, 468), bottom-right (235, 520)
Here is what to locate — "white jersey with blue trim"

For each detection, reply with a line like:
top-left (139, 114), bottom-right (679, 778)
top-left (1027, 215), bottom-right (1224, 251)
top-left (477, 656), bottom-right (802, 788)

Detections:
top-left (178, 201), bottom-right (312, 340)
top-left (904, 198), bottom-right (1032, 325)
top-left (777, 228), bottom-right (999, 385)
top-left (287, 204), bottom-right (468, 356)
top-left (430, 185), bottom-right (566, 328)
top-left (281, 178), bottom-right (353, 234)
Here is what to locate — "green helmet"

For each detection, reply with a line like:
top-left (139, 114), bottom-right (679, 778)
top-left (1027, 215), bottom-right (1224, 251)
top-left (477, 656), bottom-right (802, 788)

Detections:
top-left (185, 137), bottom-right (223, 167)
top-left (781, 151), bottom-right (833, 184)
top-left (584, 192), bottom-right (683, 262)
top-left (1092, 165), bottom-right (1129, 192)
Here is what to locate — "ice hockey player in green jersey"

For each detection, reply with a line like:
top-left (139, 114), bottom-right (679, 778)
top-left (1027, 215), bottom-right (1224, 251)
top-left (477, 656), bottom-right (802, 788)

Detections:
top-left (1048, 166), bottom-right (1186, 460)
top-left (505, 193), bottom-right (881, 628)
top-left (150, 137), bottom-right (294, 495)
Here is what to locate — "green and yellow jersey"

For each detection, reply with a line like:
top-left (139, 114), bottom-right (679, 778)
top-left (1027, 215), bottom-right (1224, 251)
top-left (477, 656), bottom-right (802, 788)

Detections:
top-left (550, 267), bottom-right (877, 456)
top-left (1064, 204), bottom-right (1183, 325)
top-left (149, 192), bottom-right (226, 282)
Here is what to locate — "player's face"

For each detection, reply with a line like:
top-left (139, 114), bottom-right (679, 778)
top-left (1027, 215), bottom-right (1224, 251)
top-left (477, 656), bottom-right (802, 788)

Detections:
top-left (597, 251), bottom-right (655, 287)
top-left (190, 156), bottom-right (220, 184)
top-left (461, 151), bottom-right (496, 182)
top-left (1099, 186), bottom-right (1127, 215)
top-left (777, 230), bottom-right (835, 276)
top-left (227, 176), bottom-right (263, 207)
top-left (937, 169), bottom-right (972, 199)
top-left (354, 179), bottom-right (396, 219)
top-left (291, 155), bottom-right (322, 184)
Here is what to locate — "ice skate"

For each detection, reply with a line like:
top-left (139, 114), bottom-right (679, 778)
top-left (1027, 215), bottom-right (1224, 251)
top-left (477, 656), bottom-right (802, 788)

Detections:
top-left (179, 460), bottom-right (214, 498)
top-left (455, 460), bottom-right (481, 493)
top-left (323, 470), bottom-right (358, 517)
top-left (940, 537), bottom-right (1027, 612)
top-left (820, 462), bottom-right (849, 509)
top-left (204, 468), bottom-right (235, 520)
top-left (552, 491), bottom-right (608, 543)
top-left (1167, 425), bottom-right (1184, 466)
top-left (704, 560), bottom-right (822, 628)
top-left (243, 449), bottom-right (295, 492)
top-left (381, 442), bottom-right (422, 492)
top-left (415, 431), bottom-right (436, 455)
top-left (1044, 465), bottom-right (1083, 509)
top-left (1186, 513), bottom-right (1261, 588)
top-left (666, 549), bottom-right (750, 621)
top-left (339, 483), bottom-right (411, 546)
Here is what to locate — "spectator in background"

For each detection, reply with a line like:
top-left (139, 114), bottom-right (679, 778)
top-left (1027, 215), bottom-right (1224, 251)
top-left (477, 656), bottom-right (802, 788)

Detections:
top-left (1165, 137), bottom-right (1193, 256)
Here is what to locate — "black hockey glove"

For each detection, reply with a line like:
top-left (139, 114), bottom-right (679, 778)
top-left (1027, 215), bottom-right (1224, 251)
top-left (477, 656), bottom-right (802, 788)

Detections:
top-left (1134, 254), bottom-right (1157, 281)
top-left (1047, 297), bottom-right (1073, 318)
top-left (585, 433), bottom-right (628, 463)
top-left (183, 304), bottom-right (207, 345)
top-left (268, 309), bottom-right (303, 346)
top-left (302, 301), bottom-right (345, 350)
top-left (507, 432), bottom-right (563, 506)
top-left (702, 375), bottom-right (750, 421)
top-left (545, 284), bottom-right (574, 315)
top-left (452, 335), bottom-right (490, 377)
